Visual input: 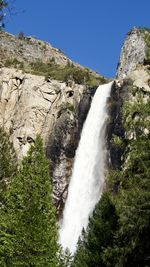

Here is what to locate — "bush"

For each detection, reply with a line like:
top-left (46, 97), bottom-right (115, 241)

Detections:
top-left (17, 32), bottom-right (25, 40)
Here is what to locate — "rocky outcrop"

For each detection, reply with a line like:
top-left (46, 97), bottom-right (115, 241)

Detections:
top-left (106, 81), bottom-right (125, 170)
top-left (108, 63), bottom-right (150, 173)
top-left (127, 65), bottom-right (150, 93)
top-left (0, 31), bottom-right (71, 66)
top-left (109, 27), bottom-right (150, 170)
top-left (117, 28), bottom-right (149, 79)
top-left (111, 28), bottom-right (150, 171)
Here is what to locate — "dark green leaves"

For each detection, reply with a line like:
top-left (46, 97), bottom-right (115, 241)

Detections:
top-left (0, 136), bottom-right (58, 266)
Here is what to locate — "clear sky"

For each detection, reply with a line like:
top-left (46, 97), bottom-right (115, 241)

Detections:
top-left (5, 0), bottom-right (150, 78)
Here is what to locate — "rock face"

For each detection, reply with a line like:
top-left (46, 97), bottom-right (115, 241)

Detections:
top-left (46, 87), bottom-right (95, 215)
top-left (117, 28), bottom-right (146, 79)
top-left (0, 67), bottom-right (94, 214)
top-left (109, 27), bottom-right (150, 172)
top-left (0, 31), bottom-right (71, 66)
top-left (107, 63), bottom-right (150, 179)
top-left (128, 66), bottom-right (150, 93)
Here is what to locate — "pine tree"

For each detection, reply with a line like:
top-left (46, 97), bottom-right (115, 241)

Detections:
top-left (0, 136), bottom-right (58, 266)
top-left (57, 246), bottom-right (73, 267)
top-left (72, 193), bottom-right (118, 267)
top-left (0, 127), bottom-right (17, 206)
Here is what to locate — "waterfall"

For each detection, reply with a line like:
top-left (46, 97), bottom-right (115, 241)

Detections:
top-left (59, 81), bottom-right (113, 254)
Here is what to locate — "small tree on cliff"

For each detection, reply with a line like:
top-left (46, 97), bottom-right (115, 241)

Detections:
top-left (0, 135), bottom-right (58, 266)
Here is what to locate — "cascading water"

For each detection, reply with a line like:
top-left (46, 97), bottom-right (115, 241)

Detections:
top-left (59, 81), bottom-right (113, 254)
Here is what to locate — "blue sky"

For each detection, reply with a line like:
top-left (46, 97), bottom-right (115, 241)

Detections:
top-left (5, 0), bottom-right (150, 78)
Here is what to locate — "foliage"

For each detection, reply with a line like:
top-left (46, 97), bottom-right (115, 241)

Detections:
top-left (17, 31), bottom-right (25, 40)
top-left (3, 58), bottom-right (106, 88)
top-left (72, 86), bottom-right (150, 267)
top-left (0, 0), bottom-right (8, 29)
top-left (72, 193), bottom-right (119, 267)
top-left (0, 127), bottom-right (17, 206)
top-left (0, 136), bottom-right (58, 266)
top-left (4, 58), bottom-right (24, 69)
top-left (57, 246), bottom-right (73, 267)
top-left (58, 102), bottom-right (75, 114)
top-left (111, 134), bottom-right (124, 148)
top-left (139, 28), bottom-right (150, 61)
top-left (106, 91), bottom-right (150, 267)
top-left (142, 30), bottom-right (150, 61)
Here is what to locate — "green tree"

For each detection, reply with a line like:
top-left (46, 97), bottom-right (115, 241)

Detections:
top-left (57, 246), bottom-right (73, 267)
top-left (0, 0), bottom-right (8, 29)
top-left (72, 193), bottom-right (118, 267)
top-left (104, 96), bottom-right (150, 267)
top-left (0, 127), bottom-right (17, 206)
top-left (0, 136), bottom-right (58, 266)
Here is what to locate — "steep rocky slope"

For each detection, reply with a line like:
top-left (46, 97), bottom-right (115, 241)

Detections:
top-left (117, 27), bottom-right (150, 79)
top-left (107, 28), bottom-right (150, 167)
top-left (0, 31), bottom-right (72, 66)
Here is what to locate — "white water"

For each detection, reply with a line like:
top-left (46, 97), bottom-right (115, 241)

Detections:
top-left (59, 81), bottom-right (113, 254)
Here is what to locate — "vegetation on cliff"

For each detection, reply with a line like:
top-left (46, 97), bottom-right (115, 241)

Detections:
top-left (4, 57), bottom-right (106, 88)
top-left (72, 83), bottom-right (150, 267)
top-left (140, 28), bottom-right (150, 62)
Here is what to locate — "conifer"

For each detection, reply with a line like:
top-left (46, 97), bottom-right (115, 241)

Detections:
top-left (0, 127), bottom-right (17, 206)
top-left (0, 136), bottom-right (58, 266)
